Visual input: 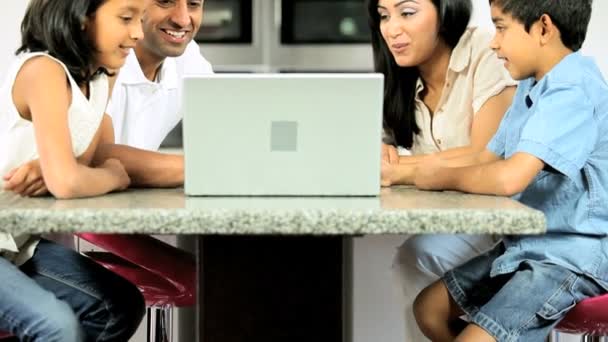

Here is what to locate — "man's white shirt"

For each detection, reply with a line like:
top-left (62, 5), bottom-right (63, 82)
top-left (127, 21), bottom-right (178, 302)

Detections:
top-left (108, 41), bottom-right (214, 151)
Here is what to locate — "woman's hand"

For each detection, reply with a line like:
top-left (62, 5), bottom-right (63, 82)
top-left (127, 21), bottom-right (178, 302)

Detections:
top-left (381, 160), bottom-right (398, 187)
top-left (381, 143), bottom-right (399, 164)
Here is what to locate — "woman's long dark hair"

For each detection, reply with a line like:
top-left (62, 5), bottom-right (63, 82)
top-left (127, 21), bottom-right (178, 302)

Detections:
top-left (367, 0), bottom-right (472, 148)
top-left (17, 0), bottom-right (109, 86)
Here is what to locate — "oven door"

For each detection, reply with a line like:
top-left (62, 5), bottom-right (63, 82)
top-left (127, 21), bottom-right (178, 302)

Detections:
top-left (196, 0), bottom-right (253, 43)
top-left (196, 0), bottom-right (266, 71)
top-left (280, 0), bottom-right (371, 44)
top-left (270, 0), bottom-right (373, 72)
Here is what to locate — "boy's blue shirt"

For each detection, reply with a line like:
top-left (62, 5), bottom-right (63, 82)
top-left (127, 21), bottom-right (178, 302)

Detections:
top-left (487, 52), bottom-right (608, 289)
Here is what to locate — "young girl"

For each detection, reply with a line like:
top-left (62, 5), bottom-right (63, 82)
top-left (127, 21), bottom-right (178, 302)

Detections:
top-left (0, 0), bottom-right (147, 340)
top-left (367, 0), bottom-right (515, 340)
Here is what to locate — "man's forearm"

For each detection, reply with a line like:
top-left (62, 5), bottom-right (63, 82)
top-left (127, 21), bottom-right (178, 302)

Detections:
top-left (94, 144), bottom-right (184, 187)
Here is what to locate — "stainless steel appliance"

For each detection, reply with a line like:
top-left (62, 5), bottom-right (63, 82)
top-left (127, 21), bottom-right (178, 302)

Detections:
top-left (197, 0), bottom-right (374, 72)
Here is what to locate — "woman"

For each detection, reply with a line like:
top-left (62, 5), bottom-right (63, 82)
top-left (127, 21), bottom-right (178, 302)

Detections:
top-left (367, 0), bottom-right (516, 340)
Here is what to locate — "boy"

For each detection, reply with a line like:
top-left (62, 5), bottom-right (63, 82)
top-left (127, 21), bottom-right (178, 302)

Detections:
top-left (411, 0), bottom-right (608, 341)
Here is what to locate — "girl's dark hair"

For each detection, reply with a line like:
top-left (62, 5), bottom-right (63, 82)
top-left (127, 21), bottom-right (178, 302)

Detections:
top-left (367, 0), bottom-right (472, 148)
top-left (17, 0), bottom-right (110, 86)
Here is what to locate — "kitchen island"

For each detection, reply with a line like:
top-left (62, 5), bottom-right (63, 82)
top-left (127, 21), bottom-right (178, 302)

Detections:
top-left (0, 186), bottom-right (545, 342)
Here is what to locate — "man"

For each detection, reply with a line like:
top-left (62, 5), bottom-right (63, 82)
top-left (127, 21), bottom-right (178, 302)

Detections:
top-left (96, 0), bottom-right (213, 187)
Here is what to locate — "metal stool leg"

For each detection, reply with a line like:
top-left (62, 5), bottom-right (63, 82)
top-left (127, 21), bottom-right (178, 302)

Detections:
top-left (146, 307), bottom-right (152, 342)
top-left (551, 330), bottom-right (560, 342)
top-left (147, 306), bottom-right (174, 342)
top-left (160, 305), bottom-right (173, 342)
top-left (581, 335), bottom-right (606, 342)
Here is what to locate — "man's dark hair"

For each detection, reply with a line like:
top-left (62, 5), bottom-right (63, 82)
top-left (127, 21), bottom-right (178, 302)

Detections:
top-left (17, 0), bottom-right (111, 86)
top-left (489, 0), bottom-right (593, 51)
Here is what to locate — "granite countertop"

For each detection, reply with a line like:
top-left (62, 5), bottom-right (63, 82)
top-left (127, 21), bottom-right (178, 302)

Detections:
top-left (0, 186), bottom-right (545, 235)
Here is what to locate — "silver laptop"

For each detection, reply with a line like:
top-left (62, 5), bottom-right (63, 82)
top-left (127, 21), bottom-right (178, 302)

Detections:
top-left (182, 74), bottom-right (383, 196)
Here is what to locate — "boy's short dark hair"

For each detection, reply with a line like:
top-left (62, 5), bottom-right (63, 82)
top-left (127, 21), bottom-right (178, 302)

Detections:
top-left (17, 0), bottom-right (109, 86)
top-left (489, 0), bottom-right (593, 51)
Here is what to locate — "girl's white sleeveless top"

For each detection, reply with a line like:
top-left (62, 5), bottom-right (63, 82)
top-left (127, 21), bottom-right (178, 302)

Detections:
top-left (0, 52), bottom-right (108, 264)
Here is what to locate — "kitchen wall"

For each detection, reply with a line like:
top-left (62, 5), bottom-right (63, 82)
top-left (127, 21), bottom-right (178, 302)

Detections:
top-left (0, 1), bottom-right (27, 81)
top-left (583, 0), bottom-right (608, 79)
top-left (1, 2), bottom-right (607, 84)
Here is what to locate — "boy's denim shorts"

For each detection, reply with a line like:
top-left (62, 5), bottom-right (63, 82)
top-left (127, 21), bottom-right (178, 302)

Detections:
top-left (443, 244), bottom-right (605, 341)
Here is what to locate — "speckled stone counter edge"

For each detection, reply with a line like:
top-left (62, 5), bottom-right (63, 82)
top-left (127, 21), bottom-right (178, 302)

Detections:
top-left (0, 208), bottom-right (546, 235)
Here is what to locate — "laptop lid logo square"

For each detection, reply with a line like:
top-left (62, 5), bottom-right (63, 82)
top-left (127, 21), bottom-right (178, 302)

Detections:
top-left (270, 121), bottom-right (298, 151)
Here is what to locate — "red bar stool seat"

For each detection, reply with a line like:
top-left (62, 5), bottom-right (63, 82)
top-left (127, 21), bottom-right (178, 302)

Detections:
top-left (77, 234), bottom-right (196, 342)
top-left (554, 293), bottom-right (608, 341)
